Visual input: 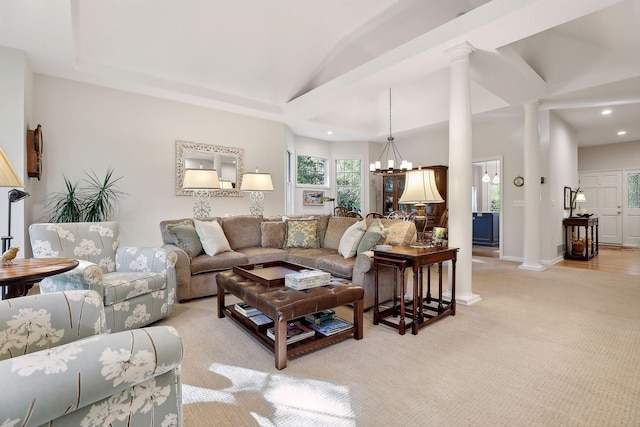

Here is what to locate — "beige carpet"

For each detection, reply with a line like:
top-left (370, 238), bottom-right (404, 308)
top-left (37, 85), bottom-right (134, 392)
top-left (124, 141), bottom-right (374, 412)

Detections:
top-left (156, 257), bottom-right (640, 426)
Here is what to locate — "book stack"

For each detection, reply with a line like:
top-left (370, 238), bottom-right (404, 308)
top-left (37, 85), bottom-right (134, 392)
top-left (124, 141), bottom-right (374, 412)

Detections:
top-left (234, 302), bottom-right (261, 317)
top-left (304, 309), bottom-right (335, 325)
top-left (284, 269), bottom-right (331, 290)
top-left (266, 321), bottom-right (315, 344)
top-left (308, 317), bottom-right (353, 336)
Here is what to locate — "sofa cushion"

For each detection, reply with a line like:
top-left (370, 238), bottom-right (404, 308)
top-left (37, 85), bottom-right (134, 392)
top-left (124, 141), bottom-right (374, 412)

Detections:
top-left (316, 254), bottom-right (356, 279)
top-left (381, 219), bottom-right (417, 246)
top-left (194, 219), bottom-right (232, 256)
top-left (222, 215), bottom-right (263, 249)
top-left (323, 217), bottom-right (358, 250)
top-left (338, 219), bottom-right (367, 258)
top-left (190, 251), bottom-right (248, 275)
top-left (357, 219), bottom-right (387, 255)
top-left (285, 218), bottom-right (319, 248)
top-left (285, 247), bottom-right (336, 268)
top-left (261, 221), bottom-right (286, 248)
top-left (166, 223), bottom-right (203, 258)
top-left (236, 247), bottom-right (288, 264)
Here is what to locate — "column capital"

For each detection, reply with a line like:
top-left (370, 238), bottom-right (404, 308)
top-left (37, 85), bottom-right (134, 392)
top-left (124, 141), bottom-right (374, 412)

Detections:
top-left (444, 41), bottom-right (476, 61)
top-left (524, 100), bottom-right (541, 111)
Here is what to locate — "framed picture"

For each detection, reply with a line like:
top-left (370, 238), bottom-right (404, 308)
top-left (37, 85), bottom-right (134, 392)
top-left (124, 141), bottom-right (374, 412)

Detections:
top-left (564, 186), bottom-right (572, 210)
top-left (303, 190), bottom-right (324, 206)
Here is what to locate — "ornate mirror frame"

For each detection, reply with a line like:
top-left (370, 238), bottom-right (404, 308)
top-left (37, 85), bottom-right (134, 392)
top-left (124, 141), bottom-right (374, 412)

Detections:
top-left (175, 140), bottom-right (244, 197)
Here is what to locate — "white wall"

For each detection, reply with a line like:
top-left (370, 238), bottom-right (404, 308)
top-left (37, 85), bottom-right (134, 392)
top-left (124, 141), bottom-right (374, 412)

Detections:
top-left (30, 75), bottom-right (287, 248)
top-left (578, 140), bottom-right (640, 171)
top-left (0, 46), bottom-right (31, 255)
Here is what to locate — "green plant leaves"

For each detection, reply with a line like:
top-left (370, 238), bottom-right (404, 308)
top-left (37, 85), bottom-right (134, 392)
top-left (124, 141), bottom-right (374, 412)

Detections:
top-left (46, 169), bottom-right (125, 223)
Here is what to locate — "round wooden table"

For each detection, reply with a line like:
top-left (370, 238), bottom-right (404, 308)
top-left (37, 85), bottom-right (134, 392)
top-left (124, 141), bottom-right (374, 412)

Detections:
top-left (0, 258), bottom-right (79, 299)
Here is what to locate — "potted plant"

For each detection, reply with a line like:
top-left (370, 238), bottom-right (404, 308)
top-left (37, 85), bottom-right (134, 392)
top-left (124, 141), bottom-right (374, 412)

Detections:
top-left (46, 169), bottom-right (125, 223)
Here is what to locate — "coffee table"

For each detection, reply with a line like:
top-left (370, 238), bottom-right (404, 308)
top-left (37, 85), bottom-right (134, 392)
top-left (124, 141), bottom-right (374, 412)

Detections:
top-left (216, 261), bottom-right (364, 369)
top-left (0, 258), bottom-right (79, 299)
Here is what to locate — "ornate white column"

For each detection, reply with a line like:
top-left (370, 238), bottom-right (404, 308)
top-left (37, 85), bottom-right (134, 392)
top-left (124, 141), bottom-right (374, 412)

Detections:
top-left (519, 101), bottom-right (545, 271)
top-left (446, 42), bottom-right (480, 305)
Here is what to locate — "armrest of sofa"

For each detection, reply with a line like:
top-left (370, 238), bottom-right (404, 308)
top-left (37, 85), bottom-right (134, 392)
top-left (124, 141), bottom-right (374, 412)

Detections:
top-left (38, 260), bottom-right (105, 295)
top-left (162, 243), bottom-right (192, 298)
top-left (351, 251), bottom-right (374, 285)
top-left (0, 290), bottom-right (106, 360)
top-left (0, 326), bottom-right (183, 426)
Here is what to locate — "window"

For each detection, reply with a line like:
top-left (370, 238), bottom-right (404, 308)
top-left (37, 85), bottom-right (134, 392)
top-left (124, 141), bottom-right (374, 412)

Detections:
top-left (335, 159), bottom-right (362, 212)
top-left (297, 154), bottom-right (327, 186)
top-left (629, 172), bottom-right (640, 209)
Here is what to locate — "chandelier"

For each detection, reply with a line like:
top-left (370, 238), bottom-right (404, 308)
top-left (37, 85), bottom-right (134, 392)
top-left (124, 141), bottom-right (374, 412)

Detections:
top-left (370, 88), bottom-right (412, 176)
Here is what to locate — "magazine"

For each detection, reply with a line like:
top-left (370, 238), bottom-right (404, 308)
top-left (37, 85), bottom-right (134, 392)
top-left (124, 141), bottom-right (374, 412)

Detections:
top-left (308, 317), bottom-right (353, 336)
top-left (234, 302), bottom-right (261, 317)
top-left (266, 321), bottom-right (315, 344)
top-left (248, 314), bottom-right (273, 327)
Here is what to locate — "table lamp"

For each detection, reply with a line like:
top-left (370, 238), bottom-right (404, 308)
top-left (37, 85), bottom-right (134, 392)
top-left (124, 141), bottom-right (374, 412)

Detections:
top-left (182, 168), bottom-right (220, 218)
top-left (0, 148), bottom-right (28, 254)
top-left (240, 169), bottom-right (273, 215)
top-left (569, 188), bottom-right (587, 217)
top-left (399, 168), bottom-right (444, 247)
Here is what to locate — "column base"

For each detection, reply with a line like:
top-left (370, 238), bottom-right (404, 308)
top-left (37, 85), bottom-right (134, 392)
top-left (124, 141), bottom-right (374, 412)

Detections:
top-left (444, 291), bottom-right (481, 306)
top-left (518, 263), bottom-right (546, 272)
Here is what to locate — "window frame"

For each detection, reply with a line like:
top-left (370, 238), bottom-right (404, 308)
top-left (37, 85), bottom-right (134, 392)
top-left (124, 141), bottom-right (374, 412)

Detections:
top-left (296, 153), bottom-right (330, 188)
top-left (334, 157), bottom-right (363, 212)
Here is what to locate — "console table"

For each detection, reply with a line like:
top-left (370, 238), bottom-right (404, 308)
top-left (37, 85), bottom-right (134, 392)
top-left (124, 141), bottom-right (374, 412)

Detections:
top-left (373, 245), bottom-right (458, 335)
top-left (563, 217), bottom-right (599, 261)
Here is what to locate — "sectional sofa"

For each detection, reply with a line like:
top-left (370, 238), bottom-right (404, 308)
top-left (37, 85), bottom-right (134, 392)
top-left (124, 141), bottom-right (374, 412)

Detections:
top-left (160, 214), bottom-right (417, 309)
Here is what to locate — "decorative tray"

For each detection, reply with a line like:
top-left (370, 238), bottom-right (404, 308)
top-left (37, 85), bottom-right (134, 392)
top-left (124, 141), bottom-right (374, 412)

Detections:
top-left (233, 261), bottom-right (310, 287)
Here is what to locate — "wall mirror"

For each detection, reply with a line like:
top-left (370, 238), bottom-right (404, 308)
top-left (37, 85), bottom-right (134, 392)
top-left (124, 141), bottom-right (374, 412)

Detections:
top-left (175, 140), bottom-right (244, 197)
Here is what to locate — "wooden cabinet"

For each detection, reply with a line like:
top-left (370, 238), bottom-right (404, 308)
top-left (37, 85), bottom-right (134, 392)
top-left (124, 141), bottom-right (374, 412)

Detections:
top-left (472, 212), bottom-right (499, 246)
top-left (381, 165), bottom-right (448, 227)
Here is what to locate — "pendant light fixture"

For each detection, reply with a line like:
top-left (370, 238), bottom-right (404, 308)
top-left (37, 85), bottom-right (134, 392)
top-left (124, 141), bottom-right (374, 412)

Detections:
top-left (370, 88), bottom-right (412, 176)
top-left (482, 162), bottom-right (491, 183)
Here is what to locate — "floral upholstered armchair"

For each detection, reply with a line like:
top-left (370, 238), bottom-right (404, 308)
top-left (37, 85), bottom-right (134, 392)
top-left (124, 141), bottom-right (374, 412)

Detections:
top-left (0, 290), bottom-right (183, 426)
top-left (29, 222), bottom-right (178, 332)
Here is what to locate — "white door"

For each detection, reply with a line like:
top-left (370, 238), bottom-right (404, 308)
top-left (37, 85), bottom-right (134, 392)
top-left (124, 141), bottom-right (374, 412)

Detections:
top-left (623, 170), bottom-right (640, 247)
top-left (579, 171), bottom-right (623, 244)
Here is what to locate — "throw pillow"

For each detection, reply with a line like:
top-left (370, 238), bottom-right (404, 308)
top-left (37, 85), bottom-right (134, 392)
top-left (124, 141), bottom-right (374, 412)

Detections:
top-left (338, 219), bottom-right (367, 258)
top-left (285, 218), bottom-right (318, 248)
top-left (261, 221), bottom-right (286, 248)
top-left (166, 223), bottom-right (203, 258)
top-left (194, 219), bottom-right (232, 256)
top-left (356, 219), bottom-right (388, 255)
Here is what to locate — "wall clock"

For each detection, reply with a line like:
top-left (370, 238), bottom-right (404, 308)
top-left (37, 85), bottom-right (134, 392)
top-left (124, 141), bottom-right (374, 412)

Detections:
top-left (27, 124), bottom-right (43, 180)
top-left (513, 176), bottom-right (524, 187)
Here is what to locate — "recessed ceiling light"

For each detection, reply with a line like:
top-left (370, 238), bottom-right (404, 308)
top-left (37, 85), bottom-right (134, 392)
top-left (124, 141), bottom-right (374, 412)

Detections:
top-left (617, 130), bottom-right (627, 136)
top-left (327, 131), bottom-right (333, 135)
top-left (601, 109), bottom-right (612, 115)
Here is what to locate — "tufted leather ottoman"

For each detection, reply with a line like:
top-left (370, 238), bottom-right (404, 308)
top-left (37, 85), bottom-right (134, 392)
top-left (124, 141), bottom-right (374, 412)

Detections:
top-left (217, 270), bottom-right (364, 369)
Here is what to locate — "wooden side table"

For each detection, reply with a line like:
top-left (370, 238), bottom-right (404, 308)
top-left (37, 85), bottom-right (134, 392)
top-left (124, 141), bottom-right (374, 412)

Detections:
top-left (563, 217), bottom-right (599, 260)
top-left (0, 258), bottom-right (79, 299)
top-left (373, 245), bottom-right (459, 335)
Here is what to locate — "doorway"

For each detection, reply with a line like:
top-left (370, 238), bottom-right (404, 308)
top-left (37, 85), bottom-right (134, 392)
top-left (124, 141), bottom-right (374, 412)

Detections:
top-left (472, 159), bottom-right (501, 258)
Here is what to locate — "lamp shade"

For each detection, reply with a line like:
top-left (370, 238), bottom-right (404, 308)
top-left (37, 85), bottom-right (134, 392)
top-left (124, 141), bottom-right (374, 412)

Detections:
top-left (240, 171), bottom-right (273, 192)
top-left (182, 169), bottom-right (220, 190)
top-left (574, 191), bottom-right (587, 203)
top-left (0, 147), bottom-right (24, 187)
top-left (399, 169), bottom-right (444, 204)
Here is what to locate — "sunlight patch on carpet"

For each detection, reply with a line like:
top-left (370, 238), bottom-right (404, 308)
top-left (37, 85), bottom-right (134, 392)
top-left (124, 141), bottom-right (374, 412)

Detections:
top-left (183, 363), bottom-right (356, 426)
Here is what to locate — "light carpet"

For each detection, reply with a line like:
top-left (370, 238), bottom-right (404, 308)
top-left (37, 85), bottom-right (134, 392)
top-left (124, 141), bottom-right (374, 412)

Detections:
top-left (156, 257), bottom-right (640, 426)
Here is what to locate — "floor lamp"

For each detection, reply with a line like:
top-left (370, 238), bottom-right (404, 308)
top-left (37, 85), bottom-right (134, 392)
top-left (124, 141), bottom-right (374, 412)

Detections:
top-left (399, 168), bottom-right (444, 247)
top-left (0, 148), bottom-right (28, 254)
top-left (182, 168), bottom-right (220, 219)
top-left (240, 169), bottom-right (273, 216)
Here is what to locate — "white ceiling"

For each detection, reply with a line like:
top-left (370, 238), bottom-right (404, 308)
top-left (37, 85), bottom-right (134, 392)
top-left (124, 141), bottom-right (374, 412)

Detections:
top-left (1, 0), bottom-right (639, 147)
